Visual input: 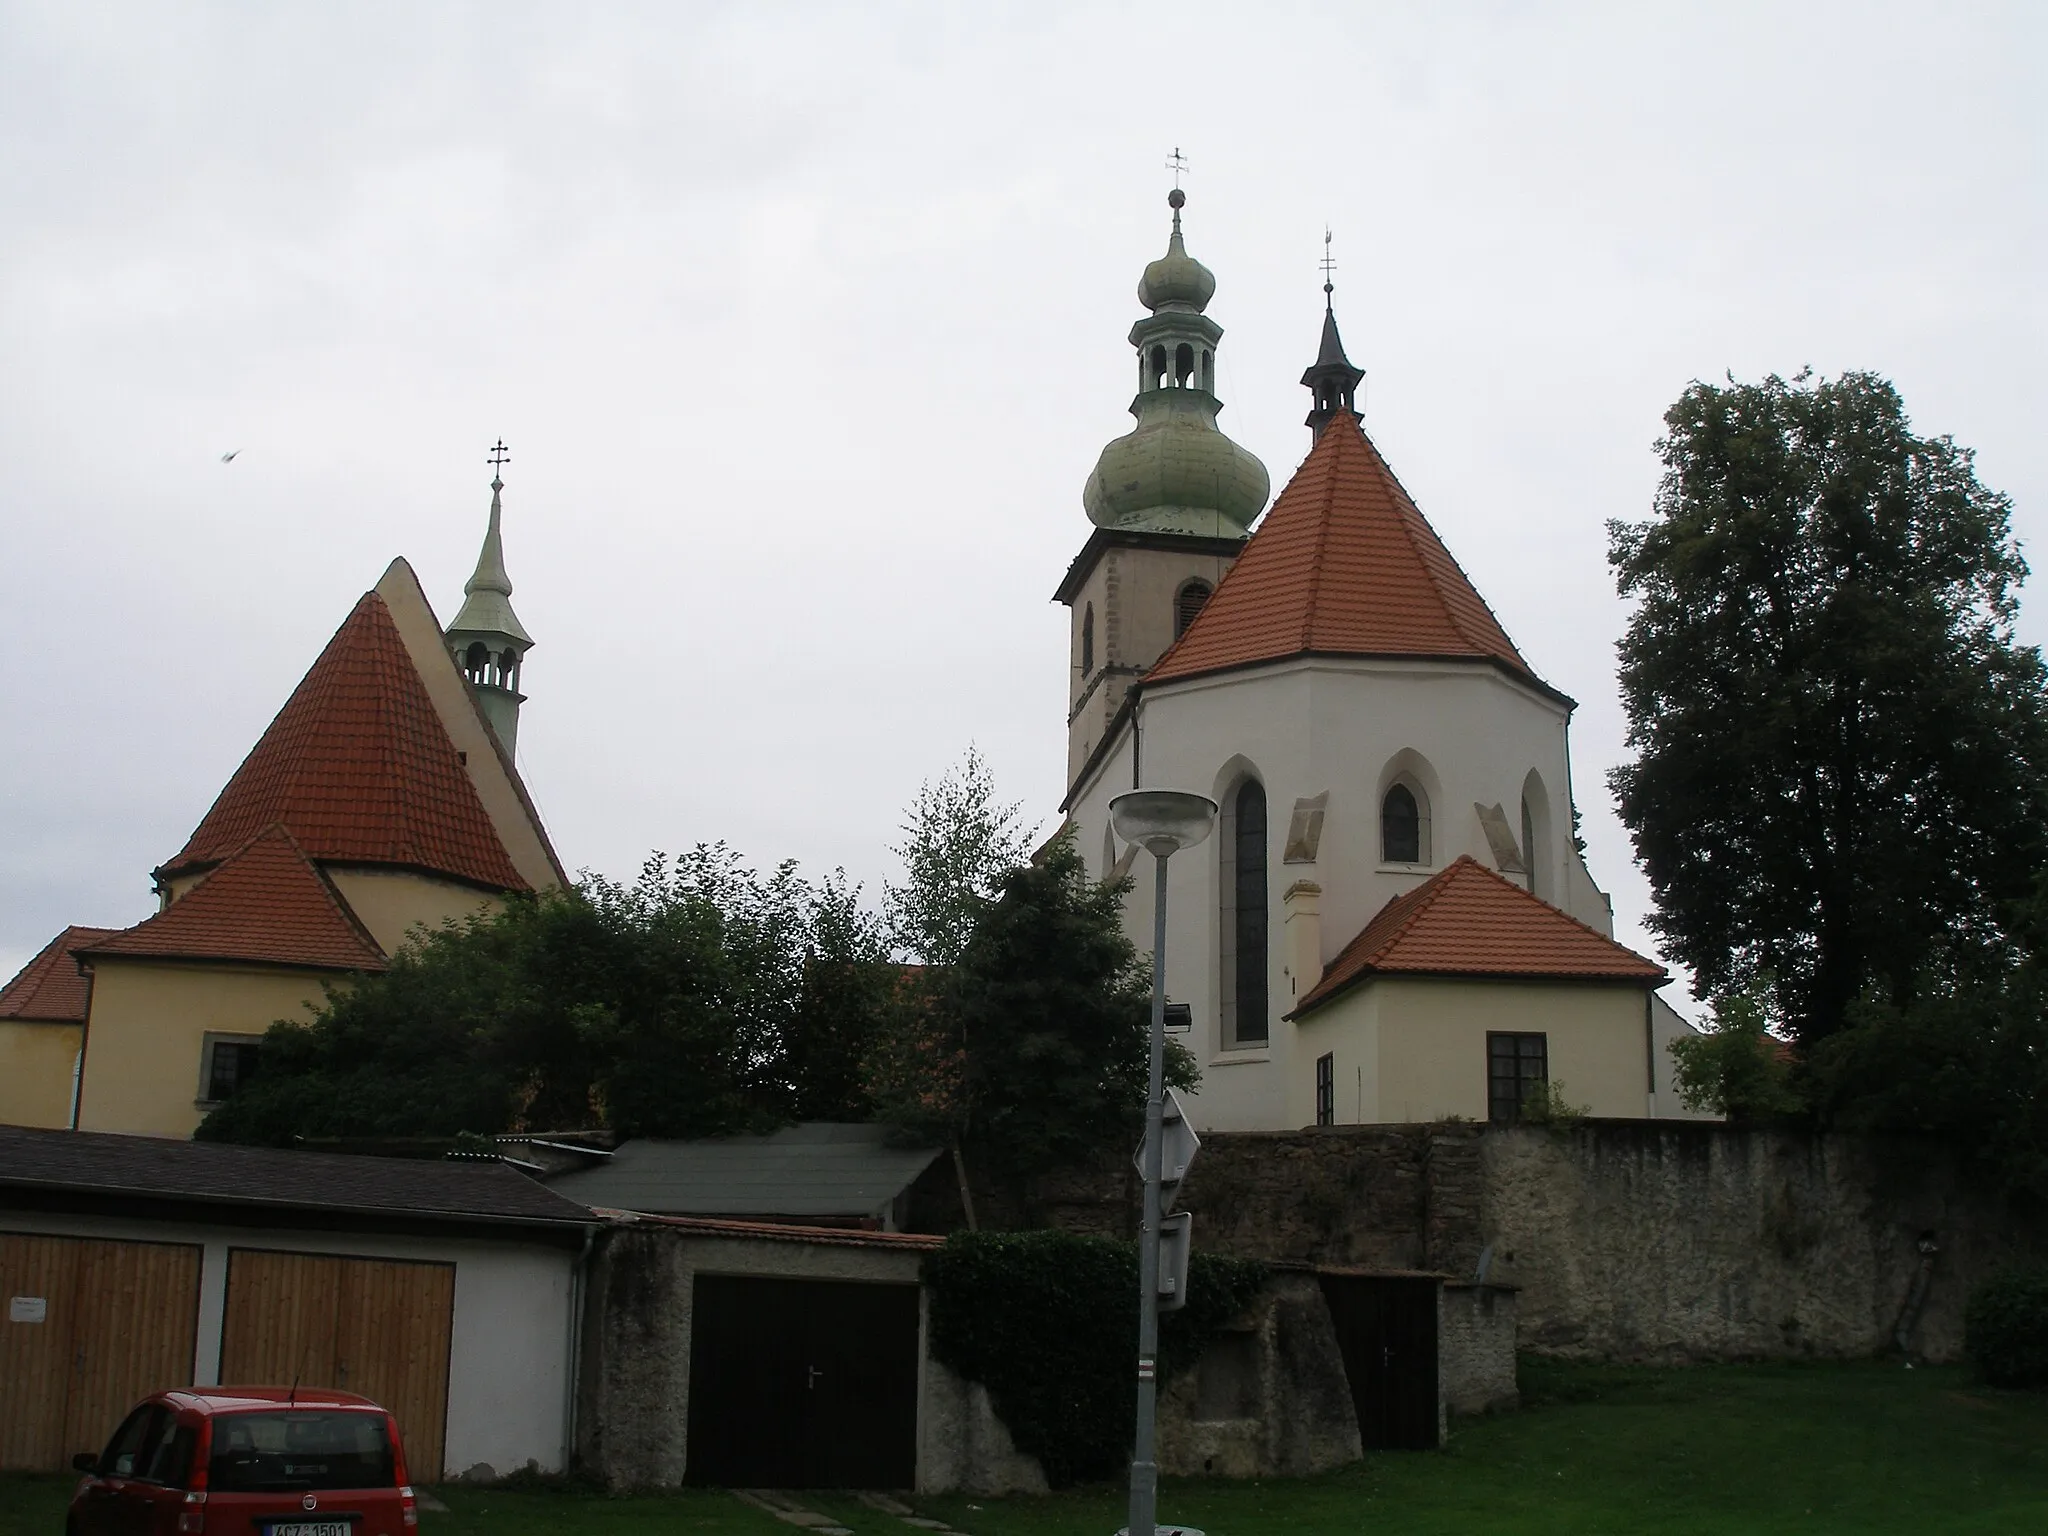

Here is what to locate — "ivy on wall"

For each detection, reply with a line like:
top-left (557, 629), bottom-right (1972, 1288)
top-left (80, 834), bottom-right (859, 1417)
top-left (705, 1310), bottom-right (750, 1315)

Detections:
top-left (922, 1230), bottom-right (1267, 1486)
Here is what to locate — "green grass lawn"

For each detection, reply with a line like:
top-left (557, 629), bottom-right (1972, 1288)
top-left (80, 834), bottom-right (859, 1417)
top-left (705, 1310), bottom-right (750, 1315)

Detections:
top-left (3, 1360), bottom-right (2043, 1534)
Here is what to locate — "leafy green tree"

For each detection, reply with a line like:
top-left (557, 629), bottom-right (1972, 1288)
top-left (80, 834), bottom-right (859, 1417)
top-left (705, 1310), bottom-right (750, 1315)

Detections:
top-left (885, 745), bottom-right (1034, 966)
top-left (1669, 986), bottom-right (1806, 1123)
top-left (1609, 370), bottom-right (2048, 1043)
top-left (918, 831), bottom-right (1195, 1199)
top-left (197, 847), bottom-right (895, 1145)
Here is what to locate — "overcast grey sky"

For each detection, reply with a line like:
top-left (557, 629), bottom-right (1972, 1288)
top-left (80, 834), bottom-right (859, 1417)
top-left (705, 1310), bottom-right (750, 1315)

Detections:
top-left (4, 2), bottom-right (2043, 1011)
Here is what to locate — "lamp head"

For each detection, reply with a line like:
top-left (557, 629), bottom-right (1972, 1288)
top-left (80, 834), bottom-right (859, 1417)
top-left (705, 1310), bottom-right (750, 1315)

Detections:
top-left (1110, 790), bottom-right (1219, 859)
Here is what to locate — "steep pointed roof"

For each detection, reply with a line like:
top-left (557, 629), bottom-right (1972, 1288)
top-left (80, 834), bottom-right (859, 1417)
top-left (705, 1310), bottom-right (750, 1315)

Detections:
top-left (1292, 856), bottom-right (1663, 1015)
top-left (1143, 411), bottom-right (1543, 691)
top-left (84, 825), bottom-right (387, 972)
top-left (161, 591), bottom-right (528, 891)
top-left (1, 926), bottom-right (119, 1022)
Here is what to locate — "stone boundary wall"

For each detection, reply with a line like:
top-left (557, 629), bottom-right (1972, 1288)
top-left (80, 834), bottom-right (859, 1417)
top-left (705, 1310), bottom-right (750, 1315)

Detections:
top-left (980, 1122), bottom-right (2043, 1365)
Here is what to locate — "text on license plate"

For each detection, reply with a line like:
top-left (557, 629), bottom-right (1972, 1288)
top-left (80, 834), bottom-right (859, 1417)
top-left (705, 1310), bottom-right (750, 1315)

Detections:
top-left (265, 1524), bottom-right (350, 1536)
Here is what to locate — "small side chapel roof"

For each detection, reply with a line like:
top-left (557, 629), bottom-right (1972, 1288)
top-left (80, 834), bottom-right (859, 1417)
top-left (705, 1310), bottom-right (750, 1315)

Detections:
top-left (0, 926), bottom-right (118, 1022)
top-left (82, 824), bottom-right (387, 973)
top-left (1292, 856), bottom-right (1665, 1016)
top-left (161, 588), bottom-right (528, 892)
top-left (1143, 411), bottom-right (1551, 694)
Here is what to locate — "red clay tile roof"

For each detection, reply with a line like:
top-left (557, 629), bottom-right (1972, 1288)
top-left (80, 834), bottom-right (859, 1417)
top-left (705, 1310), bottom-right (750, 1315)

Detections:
top-left (1146, 412), bottom-right (1535, 688)
top-left (0, 926), bottom-right (118, 1021)
top-left (82, 824), bottom-right (387, 972)
top-left (1293, 856), bottom-right (1664, 1014)
top-left (163, 591), bottom-right (526, 891)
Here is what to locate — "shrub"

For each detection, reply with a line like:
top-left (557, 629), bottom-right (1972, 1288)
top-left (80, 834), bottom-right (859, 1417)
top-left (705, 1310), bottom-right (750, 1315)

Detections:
top-left (1965, 1266), bottom-right (2048, 1388)
top-left (922, 1230), bottom-right (1266, 1486)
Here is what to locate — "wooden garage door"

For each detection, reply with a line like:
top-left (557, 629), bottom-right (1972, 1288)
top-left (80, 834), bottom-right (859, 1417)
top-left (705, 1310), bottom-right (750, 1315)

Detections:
top-left (219, 1250), bottom-right (455, 1482)
top-left (0, 1232), bottom-right (202, 1471)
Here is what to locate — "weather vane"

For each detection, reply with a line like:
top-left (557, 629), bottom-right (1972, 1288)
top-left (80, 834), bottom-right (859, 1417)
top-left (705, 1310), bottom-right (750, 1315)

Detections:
top-left (487, 438), bottom-right (510, 484)
top-left (1165, 147), bottom-right (1189, 189)
top-left (1321, 226), bottom-right (1337, 300)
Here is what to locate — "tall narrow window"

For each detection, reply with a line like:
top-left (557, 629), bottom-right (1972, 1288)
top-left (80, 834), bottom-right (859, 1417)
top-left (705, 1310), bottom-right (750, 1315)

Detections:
top-left (1487, 1032), bottom-right (1548, 1123)
top-left (1315, 1052), bottom-right (1335, 1127)
top-left (1521, 794), bottom-right (1538, 895)
top-left (1174, 580), bottom-right (1213, 639)
top-left (1081, 604), bottom-right (1095, 677)
top-left (1382, 783), bottom-right (1420, 864)
top-left (1232, 779), bottom-right (1269, 1044)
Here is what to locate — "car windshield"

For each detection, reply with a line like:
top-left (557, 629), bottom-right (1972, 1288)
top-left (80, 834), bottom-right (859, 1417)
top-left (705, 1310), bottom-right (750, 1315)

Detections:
top-left (207, 1411), bottom-right (394, 1492)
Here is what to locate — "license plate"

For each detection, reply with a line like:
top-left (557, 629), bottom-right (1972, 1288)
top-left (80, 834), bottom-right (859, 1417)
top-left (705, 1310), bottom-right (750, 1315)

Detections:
top-left (265, 1524), bottom-right (350, 1536)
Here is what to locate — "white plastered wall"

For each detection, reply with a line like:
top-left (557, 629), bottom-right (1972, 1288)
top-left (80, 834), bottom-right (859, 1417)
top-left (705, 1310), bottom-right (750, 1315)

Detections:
top-left (0, 1210), bottom-right (577, 1479)
top-left (1070, 655), bottom-right (1617, 1132)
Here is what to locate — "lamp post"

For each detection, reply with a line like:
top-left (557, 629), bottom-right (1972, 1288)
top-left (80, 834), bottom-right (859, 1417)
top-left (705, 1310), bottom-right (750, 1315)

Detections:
top-left (1108, 789), bottom-right (1217, 1536)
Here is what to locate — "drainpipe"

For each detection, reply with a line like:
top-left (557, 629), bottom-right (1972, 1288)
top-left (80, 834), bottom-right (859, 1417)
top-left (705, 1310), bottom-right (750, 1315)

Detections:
top-left (562, 1223), bottom-right (597, 1473)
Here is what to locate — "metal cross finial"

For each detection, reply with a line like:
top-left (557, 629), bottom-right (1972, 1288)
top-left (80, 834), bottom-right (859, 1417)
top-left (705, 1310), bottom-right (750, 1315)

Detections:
top-left (486, 438), bottom-right (509, 490)
top-left (1165, 147), bottom-right (1189, 188)
top-left (1321, 226), bottom-right (1337, 302)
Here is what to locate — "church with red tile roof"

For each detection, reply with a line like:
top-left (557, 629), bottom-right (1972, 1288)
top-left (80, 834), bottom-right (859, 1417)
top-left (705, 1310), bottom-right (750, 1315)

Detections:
top-left (1060, 196), bottom-right (1704, 1131)
top-left (0, 472), bottom-right (561, 1136)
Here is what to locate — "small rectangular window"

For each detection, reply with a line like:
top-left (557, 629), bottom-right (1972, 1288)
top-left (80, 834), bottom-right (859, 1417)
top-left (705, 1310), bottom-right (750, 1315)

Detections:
top-left (1487, 1032), bottom-right (1548, 1123)
top-left (206, 1040), bottom-right (261, 1103)
top-left (1314, 1052), bottom-right (1335, 1127)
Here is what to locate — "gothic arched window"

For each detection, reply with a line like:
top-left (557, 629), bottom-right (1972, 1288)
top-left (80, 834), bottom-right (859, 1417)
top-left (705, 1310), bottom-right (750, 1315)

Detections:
top-left (1220, 777), bottom-right (1269, 1047)
top-left (1081, 604), bottom-right (1095, 677)
top-left (1382, 783), bottom-right (1421, 864)
top-left (1174, 579), bottom-right (1213, 639)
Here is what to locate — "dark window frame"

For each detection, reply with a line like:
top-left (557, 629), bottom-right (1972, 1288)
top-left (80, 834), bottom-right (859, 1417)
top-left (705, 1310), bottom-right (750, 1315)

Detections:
top-left (1487, 1032), bottom-right (1549, 1123)
top-left (1315, 1052), bottom-right (1335, 1127)
top-left (1381, 782), bottom-right (1422, 864)
top-left (202, 1036), bottom-right (262, 1105)
top-left (1230, 779), bottom-right (1269, 1046)
top-left (1174, 580), bottom-right (1213, 640)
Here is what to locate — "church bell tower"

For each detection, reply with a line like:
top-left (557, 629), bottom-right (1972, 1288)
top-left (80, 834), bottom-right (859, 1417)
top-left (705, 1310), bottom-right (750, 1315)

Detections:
top-left (446, 442), bottom-right (534, 756)
top-left (1057, 185), bottom-right (1270, 795)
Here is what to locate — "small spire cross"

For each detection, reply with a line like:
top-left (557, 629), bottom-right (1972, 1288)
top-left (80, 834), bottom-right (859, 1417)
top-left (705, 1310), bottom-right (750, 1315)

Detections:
top-left (486, 438), bottom-right (510, 490)
top-left (1321, 226), bottom-right (1337, 300)
top-left (1165, 146), bottom-right (1189, 188)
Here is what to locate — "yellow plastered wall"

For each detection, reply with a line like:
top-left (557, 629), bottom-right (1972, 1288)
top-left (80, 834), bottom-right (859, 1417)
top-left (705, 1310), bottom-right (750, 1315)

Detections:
top-left (322, 868), bottom-right (503, 956)
top-left (75, 961), bottom-right (343, 1137)
top-left (1294, 976), bottom-right (1652, 1126)
top-left (0, 1021), bottom-right (83, 1129)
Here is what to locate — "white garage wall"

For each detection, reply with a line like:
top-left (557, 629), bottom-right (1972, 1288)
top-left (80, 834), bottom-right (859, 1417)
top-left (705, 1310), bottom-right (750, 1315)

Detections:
top-left (0, 1211), bottom-right (577, 1479)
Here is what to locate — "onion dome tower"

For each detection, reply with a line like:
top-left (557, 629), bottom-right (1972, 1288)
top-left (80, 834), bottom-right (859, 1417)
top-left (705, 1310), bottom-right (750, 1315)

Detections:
top-left (446, 451), bottom-right (534, 755)
top-left (1081, 189), bottom-right (1270, 536)
top-left (1057, 187), bottom-right (1271, 798)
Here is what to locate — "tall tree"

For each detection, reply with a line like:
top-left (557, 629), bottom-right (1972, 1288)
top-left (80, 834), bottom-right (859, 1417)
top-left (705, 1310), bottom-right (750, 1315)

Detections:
top-left (1610, 370), bottom-right (2048, 1042)
top-left (885, 745), bottom-right (1034, 966)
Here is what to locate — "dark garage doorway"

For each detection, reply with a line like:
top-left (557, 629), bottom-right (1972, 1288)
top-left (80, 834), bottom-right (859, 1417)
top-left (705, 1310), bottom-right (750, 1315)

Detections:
top-left (1319, 1273), bottom-right (1440, 1450)
top-left (685, 1275), bottom-right (920, 1488)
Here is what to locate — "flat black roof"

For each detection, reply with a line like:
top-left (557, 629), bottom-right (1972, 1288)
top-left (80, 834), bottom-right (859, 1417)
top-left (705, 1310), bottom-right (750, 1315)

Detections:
top-left (0, 1125), bottom-right (595, 1236)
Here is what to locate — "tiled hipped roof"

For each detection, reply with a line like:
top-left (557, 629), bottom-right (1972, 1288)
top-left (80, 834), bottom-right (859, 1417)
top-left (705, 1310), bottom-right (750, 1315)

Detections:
top-left (162, 591), bottom-right (526, 892)
top-left (1146, 411), bottom-right (1534, 687)
top-left (1293, 856), bottom-right (1664, 1015)
top-left (82, 824), bottom-right (387, 972)
top-left (0, 927), bottom-right (118, 1022)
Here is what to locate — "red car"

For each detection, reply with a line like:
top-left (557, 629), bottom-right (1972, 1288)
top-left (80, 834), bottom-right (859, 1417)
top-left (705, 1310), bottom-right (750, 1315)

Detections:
top-left (67, 1387), bottom-right (420, 1536)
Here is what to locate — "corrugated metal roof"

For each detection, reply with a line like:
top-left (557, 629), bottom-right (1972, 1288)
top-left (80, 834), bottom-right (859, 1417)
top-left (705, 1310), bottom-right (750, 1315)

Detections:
top-left (545, 1123), bottom-right (942, 1218)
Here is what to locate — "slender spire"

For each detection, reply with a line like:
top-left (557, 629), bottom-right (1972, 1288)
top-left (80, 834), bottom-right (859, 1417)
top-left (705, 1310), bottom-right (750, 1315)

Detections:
top-left (447, 442), bottom-right (534, 754)
top-left (1301, 229), bottom-right (1365, 441)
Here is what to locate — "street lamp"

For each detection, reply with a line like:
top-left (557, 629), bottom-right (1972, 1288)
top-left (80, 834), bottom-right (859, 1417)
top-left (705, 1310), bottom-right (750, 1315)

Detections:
top-left (1108, 789), bottom-right (1217, 1536)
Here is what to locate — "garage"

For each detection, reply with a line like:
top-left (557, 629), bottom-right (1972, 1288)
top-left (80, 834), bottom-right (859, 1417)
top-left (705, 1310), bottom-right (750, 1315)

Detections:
top-left (219, 1248), bottom-right (457, 1478)
top-left (0, 1233), bottom-right (202, 1471)
top-left (0, 1125), bottom-right (594, 1479)
top-left (685, 1274), bottom-right (919, 1488)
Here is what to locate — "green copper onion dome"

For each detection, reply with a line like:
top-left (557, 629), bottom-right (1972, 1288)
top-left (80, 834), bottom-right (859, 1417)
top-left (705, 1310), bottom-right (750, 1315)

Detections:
top-left (1083, 189), bottom-right (1269, 537)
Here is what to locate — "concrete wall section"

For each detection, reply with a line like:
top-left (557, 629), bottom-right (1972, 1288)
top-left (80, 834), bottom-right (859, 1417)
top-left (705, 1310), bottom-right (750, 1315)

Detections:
top-left (75, 961), bottom-right (333, 1137)
top-left (0, 1021), bottom-right (81, 1128)
top-left (0, 1209), bottom-right (575, 1478)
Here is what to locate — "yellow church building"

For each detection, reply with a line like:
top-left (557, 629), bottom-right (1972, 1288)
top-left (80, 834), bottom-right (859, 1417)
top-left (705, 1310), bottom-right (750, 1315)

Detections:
top-left (0, 472), bottom-right (561, 1138)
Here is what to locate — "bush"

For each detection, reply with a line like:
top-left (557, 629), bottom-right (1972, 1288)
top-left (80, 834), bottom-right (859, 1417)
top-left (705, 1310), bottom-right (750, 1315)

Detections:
top-left (922, 1230), bottom-right (1266, 1486)
top-left (1965, 1267), bottom-right (2048, 1388)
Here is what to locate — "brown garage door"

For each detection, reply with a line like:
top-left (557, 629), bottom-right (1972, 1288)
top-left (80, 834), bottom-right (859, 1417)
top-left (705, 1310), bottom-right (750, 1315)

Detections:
top-left (1, 1232), bottom-right (202, 1471)
top-left (218, 1249), bottom-right (455, 1482)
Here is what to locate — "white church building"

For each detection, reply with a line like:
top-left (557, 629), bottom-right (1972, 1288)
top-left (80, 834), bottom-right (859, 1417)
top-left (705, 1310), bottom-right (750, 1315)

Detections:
top-left (1058, 191), bottom-right (1702, 1133)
